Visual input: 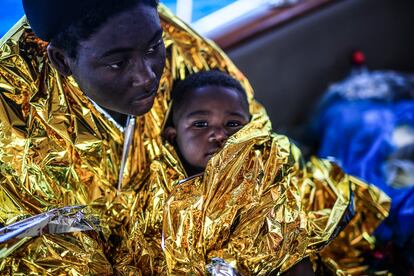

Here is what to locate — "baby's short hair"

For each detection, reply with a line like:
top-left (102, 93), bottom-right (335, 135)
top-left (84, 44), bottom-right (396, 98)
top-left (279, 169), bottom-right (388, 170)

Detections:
top-left (171, 70), bottom-right (249, 124)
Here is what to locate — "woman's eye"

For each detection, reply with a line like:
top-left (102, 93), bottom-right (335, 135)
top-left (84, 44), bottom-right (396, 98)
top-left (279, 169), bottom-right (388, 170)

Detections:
top-left (146, 40), bottom-right (163, 55)
top-left (193, 121), bottom-right (208, 128)
top-left (108, 61), bottom-right (125, 70)
top-left (146, 47), bottom-right (156, 55)
top-left (227, 121), bottom-right (242, 127)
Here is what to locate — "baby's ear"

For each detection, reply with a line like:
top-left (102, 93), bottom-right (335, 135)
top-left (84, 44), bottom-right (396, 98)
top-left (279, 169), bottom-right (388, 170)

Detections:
top-left (163, 127), bottom-right (177, 143)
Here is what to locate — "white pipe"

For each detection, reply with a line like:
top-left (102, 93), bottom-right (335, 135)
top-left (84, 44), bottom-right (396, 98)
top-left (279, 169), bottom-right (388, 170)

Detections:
top-left (176, 0), bottom-right (193, 23)
top-left (192, 0), bottom-right (267, 35)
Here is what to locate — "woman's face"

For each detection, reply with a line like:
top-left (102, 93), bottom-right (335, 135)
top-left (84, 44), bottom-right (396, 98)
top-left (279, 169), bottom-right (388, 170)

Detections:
top-left (66, 3), bottom-right (166, 116)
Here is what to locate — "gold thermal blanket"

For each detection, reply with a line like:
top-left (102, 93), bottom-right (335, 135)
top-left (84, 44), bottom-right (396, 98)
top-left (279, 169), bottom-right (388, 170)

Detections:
top-left (0, 5), bottom-right (389, 275)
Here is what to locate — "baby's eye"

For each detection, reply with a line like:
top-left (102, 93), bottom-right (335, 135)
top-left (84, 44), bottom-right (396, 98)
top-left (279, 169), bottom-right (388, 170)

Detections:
top-left (193, 121), bottom-right (208, 128)
top-left (227, 121), bottom-right (243, 128)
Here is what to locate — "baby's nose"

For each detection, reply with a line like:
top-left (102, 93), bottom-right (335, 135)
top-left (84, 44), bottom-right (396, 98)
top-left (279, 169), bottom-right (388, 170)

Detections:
top-left (209, 127), bottom-right (228, 145)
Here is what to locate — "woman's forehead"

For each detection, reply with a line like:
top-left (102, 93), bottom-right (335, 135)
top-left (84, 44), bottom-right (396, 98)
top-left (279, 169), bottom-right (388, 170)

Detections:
top-left (79, 4), bottom-right (161, 53)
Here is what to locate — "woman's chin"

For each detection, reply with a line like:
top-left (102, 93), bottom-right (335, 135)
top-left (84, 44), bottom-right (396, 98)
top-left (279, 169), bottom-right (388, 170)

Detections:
top-left (129, 95), bottom-right (157, 116)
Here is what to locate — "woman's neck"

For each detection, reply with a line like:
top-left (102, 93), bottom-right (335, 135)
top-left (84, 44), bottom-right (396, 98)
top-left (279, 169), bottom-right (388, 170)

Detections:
top-left (104, 108), bottom-right (128, 126)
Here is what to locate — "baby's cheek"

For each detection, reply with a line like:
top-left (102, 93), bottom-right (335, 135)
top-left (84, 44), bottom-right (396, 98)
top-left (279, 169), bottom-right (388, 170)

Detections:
top-left (182, 143), bottom-right (200, 160)
top-left (191, 148), bottom-right (206, 166)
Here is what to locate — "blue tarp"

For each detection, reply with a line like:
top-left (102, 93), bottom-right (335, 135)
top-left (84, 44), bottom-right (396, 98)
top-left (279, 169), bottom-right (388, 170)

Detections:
top-left (310, 68), bottom-right (414, 269)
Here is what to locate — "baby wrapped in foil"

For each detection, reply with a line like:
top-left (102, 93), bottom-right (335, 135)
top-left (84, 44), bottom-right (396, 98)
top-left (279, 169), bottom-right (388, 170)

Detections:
top-left (156, 71), bottom-right (389, 274)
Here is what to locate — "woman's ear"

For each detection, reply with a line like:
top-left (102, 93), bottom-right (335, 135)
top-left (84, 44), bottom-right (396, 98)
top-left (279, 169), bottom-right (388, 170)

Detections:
top-left (47, 44), bottom-right (73, 76)
top-left (163, 126), bottom-right (177, 143)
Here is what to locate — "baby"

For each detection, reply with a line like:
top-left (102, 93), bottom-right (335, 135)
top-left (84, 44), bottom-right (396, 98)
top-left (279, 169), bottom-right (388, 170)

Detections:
top-left (163, 70), bottom-right (315, 274)
top-left (164, 70), bottom-right (251, 176)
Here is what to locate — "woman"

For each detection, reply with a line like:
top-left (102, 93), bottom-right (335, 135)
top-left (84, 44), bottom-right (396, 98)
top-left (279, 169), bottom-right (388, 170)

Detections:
top-left (1, 0), bottom-right (167, 274)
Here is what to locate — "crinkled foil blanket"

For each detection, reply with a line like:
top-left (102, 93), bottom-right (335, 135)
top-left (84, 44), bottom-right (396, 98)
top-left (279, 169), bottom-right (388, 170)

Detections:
top-left (0, 5), bottom-right (390, 275)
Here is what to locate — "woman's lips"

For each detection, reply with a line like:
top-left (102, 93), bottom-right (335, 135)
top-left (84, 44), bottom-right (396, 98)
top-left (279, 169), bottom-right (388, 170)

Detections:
top-left (133, 88), bottom-right (157, 102)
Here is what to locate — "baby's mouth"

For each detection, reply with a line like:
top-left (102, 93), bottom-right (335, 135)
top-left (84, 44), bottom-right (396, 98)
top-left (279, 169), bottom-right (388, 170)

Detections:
top-left (205, 149), bottom-right (220, 157)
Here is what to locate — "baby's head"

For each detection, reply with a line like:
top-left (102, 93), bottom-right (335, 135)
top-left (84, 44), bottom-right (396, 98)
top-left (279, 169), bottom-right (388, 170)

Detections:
top-left (164, 70), bottom-right (250, 175)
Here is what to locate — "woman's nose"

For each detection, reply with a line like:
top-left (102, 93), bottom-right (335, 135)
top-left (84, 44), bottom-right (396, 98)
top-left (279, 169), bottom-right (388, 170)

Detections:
top-left (131, 60), bottom-right (156, 91)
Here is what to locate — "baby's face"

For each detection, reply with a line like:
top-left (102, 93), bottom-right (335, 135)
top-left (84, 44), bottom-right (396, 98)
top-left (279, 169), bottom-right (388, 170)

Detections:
top-left (171, 85), bottom-right (250, 171)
